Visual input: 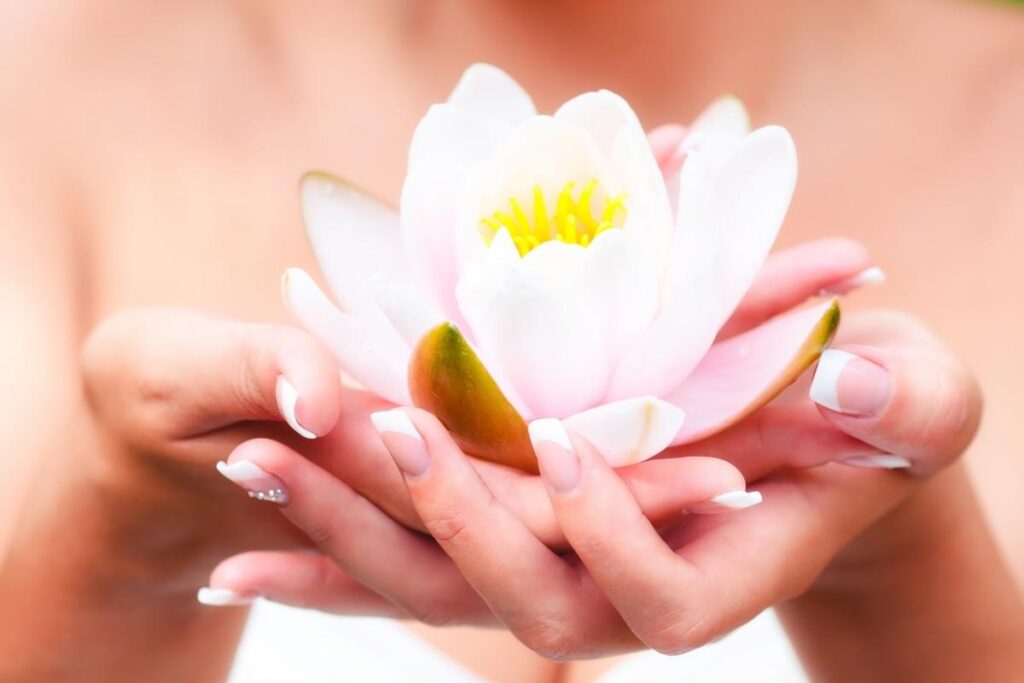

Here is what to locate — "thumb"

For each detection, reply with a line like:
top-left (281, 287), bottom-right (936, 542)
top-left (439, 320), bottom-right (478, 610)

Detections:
top-left (808, 334), bottom-right (982, 475)
top-left (81, 308), bottom-right (344, 448)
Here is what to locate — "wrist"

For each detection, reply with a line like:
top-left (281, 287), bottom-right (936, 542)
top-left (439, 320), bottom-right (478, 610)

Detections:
top-left (779, 463), bottom-right (1024, 682)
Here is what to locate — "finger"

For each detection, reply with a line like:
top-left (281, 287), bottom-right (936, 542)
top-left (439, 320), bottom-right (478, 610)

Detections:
top-left (81, 309), bottom-right (343, 447)
top-left (218, 438), bottom-right (493, 626)
top-left (660, 465), bottom-right (908, 649)
top-left (719, 238), bottom-right (880, 339)
top-left (370, 408), bottom-right (627, 656)
top-left (666, 403), bottom-right (887, 480)
top-left (529, 419), bottom-right (749, 654)
top-left (808, 337), bottom-right (982, 475)
top-left (477, 454), bottom-right (752, 548)
top-left (202, 550), bottom-right (404, 617)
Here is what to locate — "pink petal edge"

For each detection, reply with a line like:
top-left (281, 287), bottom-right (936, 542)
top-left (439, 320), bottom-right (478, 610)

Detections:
top-left (667, 299), bottom-right (840, 444)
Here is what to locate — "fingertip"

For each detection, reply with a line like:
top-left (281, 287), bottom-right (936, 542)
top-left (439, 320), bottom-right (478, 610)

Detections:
top-left (274, 332), bottom-right (345, 438)
top-left (276, 375), bottom-right (318, 438)
top-left (197, 586), bottom-right (257, 607)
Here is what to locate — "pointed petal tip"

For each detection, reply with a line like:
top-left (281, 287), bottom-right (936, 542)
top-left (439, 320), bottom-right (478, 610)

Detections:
top-left (692, 95), bottom-right (751, 138)
top-left (300, 170), bottom-right (397, 210)
top-left (669, 299), bottom-right (842, 445)
top-left (408, 322), bottom-right (537, 473)
top-left (562, 396), bottom-right (686, 467)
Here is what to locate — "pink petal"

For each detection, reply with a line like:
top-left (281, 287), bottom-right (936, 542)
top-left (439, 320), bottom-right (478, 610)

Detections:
top-left (457, 229), bottom-right (658, 419)
top-left (667, 299), bottom-right (840, 444)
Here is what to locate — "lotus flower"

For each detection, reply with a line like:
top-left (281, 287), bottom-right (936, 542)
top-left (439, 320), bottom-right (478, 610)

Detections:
top-left (283, 64), bottom-right (838, 472)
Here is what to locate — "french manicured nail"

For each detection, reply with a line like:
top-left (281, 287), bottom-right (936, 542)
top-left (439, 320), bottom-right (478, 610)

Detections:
top-left (691, 490), bottom-right (763, 513)
top-left (810, 349), bottom-right (891, 416)
top-left (216, 460), bottom-right (289, 504)
top-left (842, 454), bottom-right (911, 469)
top-left (820, 267), bottom-right (886, 296)
top-left (197, 587), bottom-right (257, 606)
top-left (528, 419), bottom-right (581, 493)
top-left (370, 409), bottom-right (431, 477)
top-left (276, 376), bottom-right (316, 439)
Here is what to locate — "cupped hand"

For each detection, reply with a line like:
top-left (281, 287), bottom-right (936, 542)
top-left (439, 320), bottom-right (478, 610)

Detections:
top-left (200, 273), bottom-right (981, 660)
top-left (74, 232), bottom-right (860, 592)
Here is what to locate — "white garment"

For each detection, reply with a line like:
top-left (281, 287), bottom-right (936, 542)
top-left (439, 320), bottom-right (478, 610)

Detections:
top-left (230, 603), bottom-right (808, 682)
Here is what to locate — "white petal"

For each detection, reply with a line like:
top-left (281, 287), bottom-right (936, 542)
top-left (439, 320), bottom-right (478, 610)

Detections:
top-left (448, 63), bottom-right (536, 133)
top-left (561, 397), bottom-right (686, 466)
top-left (301, 173), bottom-right (412, 323)
top-left (710, 125), bottom-right (797, 320)
top-left (399, 153), bottom-right (475, 327)
top-left (372, 276), bottom-right (446, 348)
top-left (691, 96), bottom-right (751, 139)
top-left (408, 103), bottom-right (492, 170)
top-left (457, 228), bottom-right (658, 419)
top-left (282, 268), bottom-right (411, 405)
top-left (605, 152), bottom-right (723, 400)
top-left (606, 126), bottom-right (797, 401)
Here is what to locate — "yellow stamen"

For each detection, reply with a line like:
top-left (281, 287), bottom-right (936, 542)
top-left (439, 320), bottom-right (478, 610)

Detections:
top-left (532, 186), bottom-right (550, 241)
top-left (576, 179), bottom-right (599, 234)
top-left (509, 198), bottom-right (532, 238)
top-left (563, 214), bottom-right (578, 243)
top-left (479, 180), bottom-right (628, 256)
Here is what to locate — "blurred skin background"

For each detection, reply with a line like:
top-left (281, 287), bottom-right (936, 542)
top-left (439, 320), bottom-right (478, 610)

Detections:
top-left (1, 1), bottom-right (1022, 681)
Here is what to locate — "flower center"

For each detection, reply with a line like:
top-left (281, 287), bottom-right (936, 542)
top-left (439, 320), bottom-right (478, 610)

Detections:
top-left (480, 180), bottom-right (628, 256)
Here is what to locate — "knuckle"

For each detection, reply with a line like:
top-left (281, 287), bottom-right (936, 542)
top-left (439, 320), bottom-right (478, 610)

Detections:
top-left (80, 311), bottom-right (139, 395)
top-left (633, 600), bottom-right (714, 655)
top-left (235, 326), bottom-right (277, 416)
top-left (404, 601), bottom-right (452, 627)
top-left (421, 509), bottom-right (473, 546)
top-left (303, 518), bottom-right (340, 549)
top-left (518, 619), bottom-right (577, 661)
top-left (643, 616), bottom-right (713, 655)
top-left (80, 310), bottom-right (182, 439)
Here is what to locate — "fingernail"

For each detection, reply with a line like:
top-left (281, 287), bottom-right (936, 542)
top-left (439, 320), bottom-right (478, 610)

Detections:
top-left (528, 419), bottom-right (581, 493)
top-left (370, 409), bottom-right (430, 477)
top-left (820, 267), bottom-right (886, 296)
top-left (842, 454), bottom-right (911, 469)
top-left (690, 490), bottom-right (764, 514)
top-left (276, 376), bottom-right (316, 439)
top-left (216, 460), bottom-right (289, 504)
top-left (810, 349), bottom-right (891, 416)
top-left (197, 587), bottom-right (257, 606)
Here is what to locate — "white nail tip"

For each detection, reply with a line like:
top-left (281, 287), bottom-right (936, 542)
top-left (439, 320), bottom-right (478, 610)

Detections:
top-left (197, 587), bottom-right (255, 606)
top-left (848, 266), bottom-right (886, 288)
top-left (809, 349), bottom-right (858, 412)
top-left (528, 418), bottom-right (572, 450)
top-left (370, 409), bottom-right (422, 440)
top-left (276, 376), bottom-right (317, 439)
top-left (216, 460), bottom-right (269, 482)
top-left (710, 490), bottom-right (763, 509)
top-left (843, 454), bottom-right (911, 469)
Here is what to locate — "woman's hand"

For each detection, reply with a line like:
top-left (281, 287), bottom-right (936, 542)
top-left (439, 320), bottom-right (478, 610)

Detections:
top-left (203, 307), bottom-right (1011, 673)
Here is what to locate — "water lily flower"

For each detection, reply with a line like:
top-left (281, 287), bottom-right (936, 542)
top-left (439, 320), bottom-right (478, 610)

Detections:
top-left (283, 64), bottom-right (838, 472)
